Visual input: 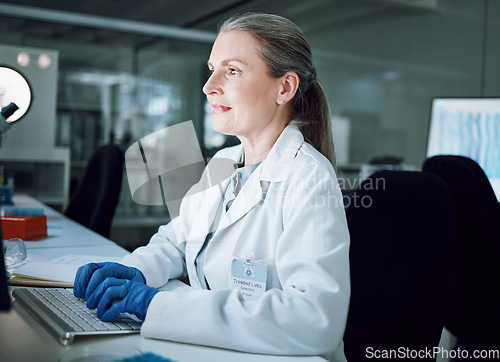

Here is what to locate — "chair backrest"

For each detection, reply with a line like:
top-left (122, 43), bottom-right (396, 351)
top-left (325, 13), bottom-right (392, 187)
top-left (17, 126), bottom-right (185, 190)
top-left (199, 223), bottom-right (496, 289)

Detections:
top-left (422, 155), bottom-right (500, 349)
top-left (65, 144), bottom-right (125, 238)
top-left (343, 170), bottom-right (457, 361)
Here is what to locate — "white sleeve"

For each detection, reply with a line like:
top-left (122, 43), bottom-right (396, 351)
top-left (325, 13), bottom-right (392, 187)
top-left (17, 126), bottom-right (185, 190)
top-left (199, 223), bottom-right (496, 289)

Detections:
top-left (120, 148), bottom-right (237, 288)
top-left (140, 164), bottom-right (350, 359)
top-left (120, 216), bottom-right (187, 288)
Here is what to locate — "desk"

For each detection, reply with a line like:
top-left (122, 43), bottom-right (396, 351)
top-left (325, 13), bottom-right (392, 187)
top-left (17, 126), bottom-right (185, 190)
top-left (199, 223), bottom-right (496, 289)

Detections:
top-left (1, 194), bottom-right (325, 362)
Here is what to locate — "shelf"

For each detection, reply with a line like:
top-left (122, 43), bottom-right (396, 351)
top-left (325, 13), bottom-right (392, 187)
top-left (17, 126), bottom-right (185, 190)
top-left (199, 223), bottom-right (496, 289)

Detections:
top-left (0, 147), bottom-right (70, 209)
top-left (0, 147), bottom-right (70, 163)
top-left (112, 214), bottom-right (170, 228)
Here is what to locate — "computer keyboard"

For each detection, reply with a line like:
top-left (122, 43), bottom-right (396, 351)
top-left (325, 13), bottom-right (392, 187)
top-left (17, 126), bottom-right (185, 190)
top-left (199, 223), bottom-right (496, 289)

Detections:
top-left (13, 287), bottom-right (142, 345)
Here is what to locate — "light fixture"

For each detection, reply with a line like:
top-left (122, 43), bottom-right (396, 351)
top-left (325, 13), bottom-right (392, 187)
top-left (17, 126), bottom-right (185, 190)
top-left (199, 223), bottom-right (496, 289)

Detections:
top-left (17, 52), bottom-right (30, 67)
top-left (0, 65), bottom-right (33, 146)
top-left (37, 53), bottom-right (51, 69)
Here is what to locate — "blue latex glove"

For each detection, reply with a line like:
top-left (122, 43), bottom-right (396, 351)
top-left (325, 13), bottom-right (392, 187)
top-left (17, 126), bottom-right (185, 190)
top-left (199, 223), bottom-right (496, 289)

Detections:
top-left (73, 262), bottom-right (146, 299)
top-left (86, 277), bottom-right (159, 322)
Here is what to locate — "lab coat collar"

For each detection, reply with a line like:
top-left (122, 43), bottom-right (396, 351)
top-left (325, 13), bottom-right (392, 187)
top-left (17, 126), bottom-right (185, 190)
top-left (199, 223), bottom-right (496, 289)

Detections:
top-left (190, 124), bottom-right (304, 233)
top-left (214, 124), bottom-right (304, 231)
top-left (259, 124), bottom-right (304, 182)
top-left (217, 124), bottom-right (305, 182)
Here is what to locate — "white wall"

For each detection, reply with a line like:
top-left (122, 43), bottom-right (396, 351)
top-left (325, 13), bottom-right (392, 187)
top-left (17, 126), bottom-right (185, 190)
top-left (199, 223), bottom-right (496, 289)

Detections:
top-left (0, 43), bottom-right (59, 149)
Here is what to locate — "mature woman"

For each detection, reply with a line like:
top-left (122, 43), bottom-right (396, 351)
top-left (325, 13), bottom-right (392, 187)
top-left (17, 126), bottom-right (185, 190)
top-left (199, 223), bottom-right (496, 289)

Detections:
top-left (74, 13), bottom-right (350, 361)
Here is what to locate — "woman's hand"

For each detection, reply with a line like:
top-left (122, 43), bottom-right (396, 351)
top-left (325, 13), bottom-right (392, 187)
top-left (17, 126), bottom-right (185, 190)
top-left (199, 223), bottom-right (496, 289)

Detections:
top-left (86, 277), bottom-right (159, 322)
top-left (73, 262), bottom-right (146, 299)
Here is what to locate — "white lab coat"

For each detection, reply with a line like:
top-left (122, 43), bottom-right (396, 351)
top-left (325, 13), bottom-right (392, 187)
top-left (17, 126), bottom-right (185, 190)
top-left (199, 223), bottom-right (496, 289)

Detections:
top-left (121, 124), bottom-right (350, 361)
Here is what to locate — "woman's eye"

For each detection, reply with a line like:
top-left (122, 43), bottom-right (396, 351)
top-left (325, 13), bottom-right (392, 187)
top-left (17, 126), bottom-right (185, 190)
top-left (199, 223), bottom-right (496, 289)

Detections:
top-left (229, 68), bottom-right (241, 75)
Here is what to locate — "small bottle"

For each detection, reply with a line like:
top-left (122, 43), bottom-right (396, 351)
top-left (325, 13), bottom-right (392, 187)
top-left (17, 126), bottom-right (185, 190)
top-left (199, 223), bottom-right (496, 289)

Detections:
top-left (0, 165), bottom-right (4, 185)
top-left (7, 172), bottom-right (14, 192)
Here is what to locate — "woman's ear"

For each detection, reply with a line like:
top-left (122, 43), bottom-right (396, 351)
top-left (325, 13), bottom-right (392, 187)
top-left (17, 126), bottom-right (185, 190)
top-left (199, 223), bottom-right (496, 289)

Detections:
top-left (277, 72), bottom-right (300, 105)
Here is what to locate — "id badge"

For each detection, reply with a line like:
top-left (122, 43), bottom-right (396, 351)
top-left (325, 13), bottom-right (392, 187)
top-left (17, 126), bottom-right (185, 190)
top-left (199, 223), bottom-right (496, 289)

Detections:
top-left (231, 253), bottom-right (267, 300)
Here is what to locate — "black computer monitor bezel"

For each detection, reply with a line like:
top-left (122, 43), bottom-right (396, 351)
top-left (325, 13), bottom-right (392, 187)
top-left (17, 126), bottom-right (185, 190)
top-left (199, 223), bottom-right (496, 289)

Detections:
top-left (1, 222), bottom-right (11, 311)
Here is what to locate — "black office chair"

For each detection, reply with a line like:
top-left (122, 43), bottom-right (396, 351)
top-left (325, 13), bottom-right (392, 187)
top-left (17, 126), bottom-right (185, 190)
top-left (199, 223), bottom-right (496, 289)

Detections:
top-left (343, 170), bottom-right (457, 361)
top-left (423, 155), bottom-right (500, 350)
top-left (65, 144), bottom-right (125, 238)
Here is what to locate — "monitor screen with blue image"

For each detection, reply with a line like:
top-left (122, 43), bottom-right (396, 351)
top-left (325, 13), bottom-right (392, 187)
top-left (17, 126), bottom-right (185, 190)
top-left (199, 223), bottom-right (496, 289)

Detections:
top-left (427, 98), bottom-right (500, 201)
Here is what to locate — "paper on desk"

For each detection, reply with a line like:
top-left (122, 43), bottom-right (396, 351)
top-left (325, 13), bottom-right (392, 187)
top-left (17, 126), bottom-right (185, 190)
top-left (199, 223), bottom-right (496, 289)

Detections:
top-left (48, 254), bottom-right (122, 265)
top-left (9, 254), bottom-right (122, 287)
top-left (8, 277), bottom-right (74, 288)
top-left (12, 262), bottom-right (78, 284)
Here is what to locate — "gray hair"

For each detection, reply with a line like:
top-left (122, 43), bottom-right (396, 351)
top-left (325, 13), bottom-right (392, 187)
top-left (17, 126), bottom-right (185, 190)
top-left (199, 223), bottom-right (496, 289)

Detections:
top-left (219, 13), bottom-right (336, 169)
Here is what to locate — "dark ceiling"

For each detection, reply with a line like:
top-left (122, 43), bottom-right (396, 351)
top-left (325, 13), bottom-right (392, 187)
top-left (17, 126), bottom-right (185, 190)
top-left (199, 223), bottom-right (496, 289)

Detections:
top-left (0, 0), bottom-right (445, 75)
top-left (0, 0), bottom-right (440, 44)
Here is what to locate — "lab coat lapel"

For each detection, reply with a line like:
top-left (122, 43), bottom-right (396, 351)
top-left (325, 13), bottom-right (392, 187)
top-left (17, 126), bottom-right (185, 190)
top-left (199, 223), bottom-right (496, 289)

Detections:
top-left (216, 125), bottom-right (304, 230)
top-left (218, 168), bottom-right (264, 230)
top-left (184, 148), bottom-right (241, 288)
top-left (184, 180), bottom-right (226, 288)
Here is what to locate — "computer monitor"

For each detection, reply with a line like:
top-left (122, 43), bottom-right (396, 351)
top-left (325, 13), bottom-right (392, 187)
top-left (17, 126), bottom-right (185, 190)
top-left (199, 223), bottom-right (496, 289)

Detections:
top-left (427, 97), bottom-right (500, 202)
top-left (1, 222), bottom-right (11, 311)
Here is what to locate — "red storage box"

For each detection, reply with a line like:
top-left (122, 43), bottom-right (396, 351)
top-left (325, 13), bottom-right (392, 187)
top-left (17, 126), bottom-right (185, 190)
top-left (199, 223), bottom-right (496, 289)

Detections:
top-left (1, 215), bottom-right (47, 240)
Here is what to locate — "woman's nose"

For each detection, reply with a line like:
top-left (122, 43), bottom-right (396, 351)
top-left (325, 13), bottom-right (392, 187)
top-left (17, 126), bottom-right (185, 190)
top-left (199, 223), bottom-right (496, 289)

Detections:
top-left (202, 73), bottom-right (222, 95)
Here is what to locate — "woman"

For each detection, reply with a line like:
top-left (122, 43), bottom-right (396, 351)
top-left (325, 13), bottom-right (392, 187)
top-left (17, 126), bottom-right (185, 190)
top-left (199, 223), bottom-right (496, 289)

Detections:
top-left (74, 13), bottom-right (350, 361)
